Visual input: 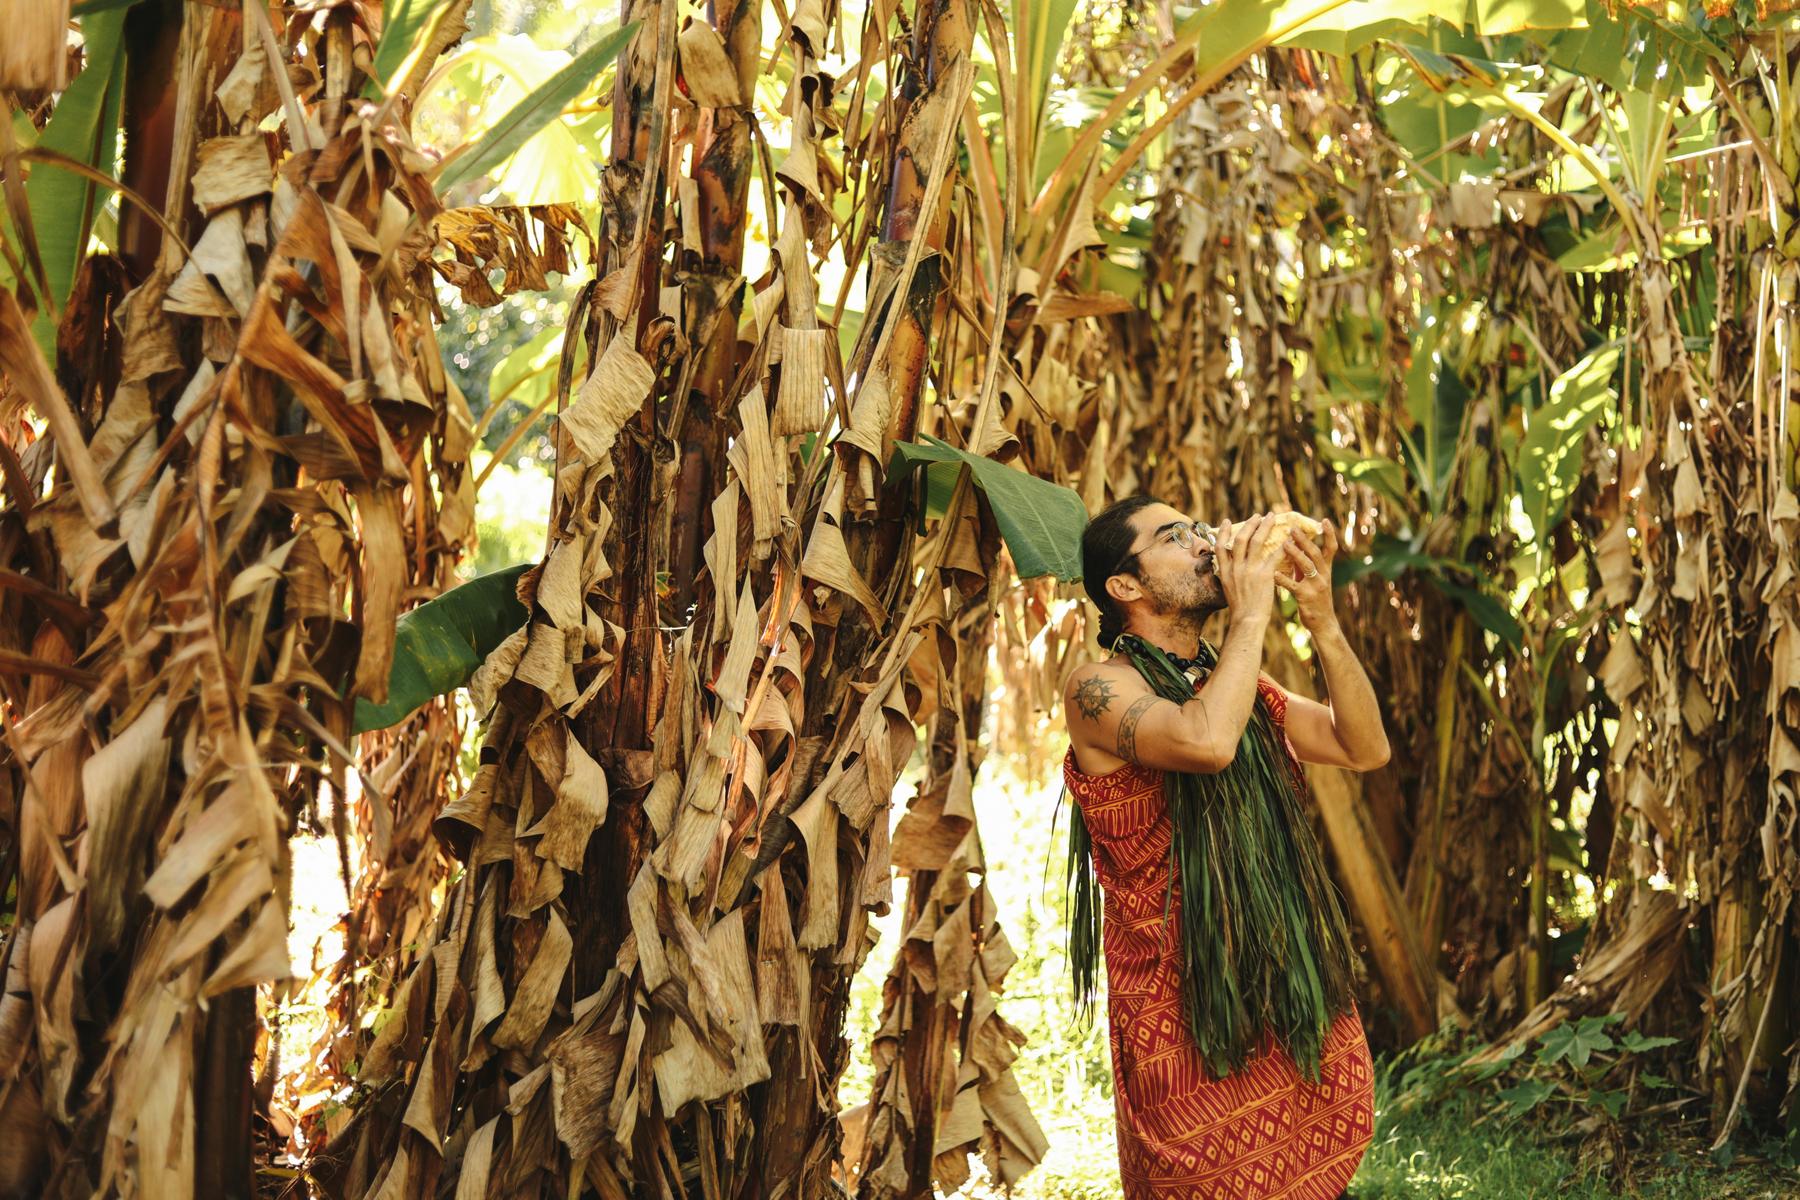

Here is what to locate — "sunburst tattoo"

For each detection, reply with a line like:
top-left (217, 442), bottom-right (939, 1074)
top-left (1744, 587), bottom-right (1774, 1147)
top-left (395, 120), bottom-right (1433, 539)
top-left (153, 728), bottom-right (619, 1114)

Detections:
top-left (1073, 675), bottom-right (1116, 720)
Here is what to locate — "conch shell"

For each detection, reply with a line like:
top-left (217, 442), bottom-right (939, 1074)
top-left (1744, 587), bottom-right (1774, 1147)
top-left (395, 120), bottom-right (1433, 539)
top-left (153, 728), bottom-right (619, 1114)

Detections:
top-left (1245, 511), bottom-right (1322, 560)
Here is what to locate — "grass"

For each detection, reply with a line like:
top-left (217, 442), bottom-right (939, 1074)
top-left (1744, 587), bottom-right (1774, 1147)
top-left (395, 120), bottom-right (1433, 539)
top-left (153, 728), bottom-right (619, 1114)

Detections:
top-left (1349, 1052), bottom-right (1799, 1200)
top-left (945, 1049), bottom-right (1799, 1200)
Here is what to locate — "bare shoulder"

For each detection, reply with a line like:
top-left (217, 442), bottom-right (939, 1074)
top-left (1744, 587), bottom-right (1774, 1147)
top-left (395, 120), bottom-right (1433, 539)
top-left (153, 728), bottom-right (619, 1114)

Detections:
top-left (1063, 658), bottom-right (1207, 774)
top-left (1063, 658), bottom-right (1147, 725)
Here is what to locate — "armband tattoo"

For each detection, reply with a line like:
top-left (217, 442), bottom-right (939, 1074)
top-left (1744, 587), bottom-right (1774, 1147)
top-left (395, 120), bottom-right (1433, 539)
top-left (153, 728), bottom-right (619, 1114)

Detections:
top-left (1115, 695), bottom-right (1160, 763)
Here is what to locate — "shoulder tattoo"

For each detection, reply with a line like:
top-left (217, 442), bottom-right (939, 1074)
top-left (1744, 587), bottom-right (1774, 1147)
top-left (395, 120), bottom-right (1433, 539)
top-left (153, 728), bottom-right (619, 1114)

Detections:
top-left (1072, 674), bottom-right (1116, 720)
top-left (1115, 695), bottom-right (1160, 763)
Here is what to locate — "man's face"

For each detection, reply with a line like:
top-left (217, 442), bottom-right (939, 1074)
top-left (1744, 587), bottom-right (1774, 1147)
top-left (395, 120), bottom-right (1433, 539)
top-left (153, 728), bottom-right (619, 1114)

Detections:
top-left (1111, 503), bottom-right (1226, 617)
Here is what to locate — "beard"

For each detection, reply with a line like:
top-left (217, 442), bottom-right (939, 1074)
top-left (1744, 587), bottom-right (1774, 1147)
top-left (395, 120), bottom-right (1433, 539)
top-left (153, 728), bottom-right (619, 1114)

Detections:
top-left (1142, 553), bottom-right (1227, 621)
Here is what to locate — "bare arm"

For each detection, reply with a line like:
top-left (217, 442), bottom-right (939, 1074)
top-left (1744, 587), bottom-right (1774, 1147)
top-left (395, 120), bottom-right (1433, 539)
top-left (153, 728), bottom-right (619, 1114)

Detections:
top-left (1269, 522), bottom-right (1391, 772)
top-left (1280, 622), bottom-right (1390, 770)
top-left (1065, 605), bottom-right (1273, 774)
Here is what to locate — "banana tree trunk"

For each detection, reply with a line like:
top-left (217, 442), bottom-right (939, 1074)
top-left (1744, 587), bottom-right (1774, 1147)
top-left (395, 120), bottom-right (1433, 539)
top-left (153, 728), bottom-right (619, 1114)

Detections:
top-left (323, 0), bottom-right (1049, 1195)
top-left (1, 3), bottom-right (495, 1196)
top-left (667, 0), bottom-right (762, 619)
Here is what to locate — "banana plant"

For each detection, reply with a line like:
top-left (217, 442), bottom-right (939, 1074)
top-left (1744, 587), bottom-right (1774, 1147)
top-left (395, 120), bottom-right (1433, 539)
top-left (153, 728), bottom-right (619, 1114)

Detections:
top-left (421, 25), bottom-right (635, 202)
top-left (2, 7), bottom-right (127, 355)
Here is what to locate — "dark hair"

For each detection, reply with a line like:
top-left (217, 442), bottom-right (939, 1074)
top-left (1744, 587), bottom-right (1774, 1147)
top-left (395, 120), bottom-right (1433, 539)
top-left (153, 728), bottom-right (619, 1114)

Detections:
top-left (1081, 495), bottom-right (1162, 651)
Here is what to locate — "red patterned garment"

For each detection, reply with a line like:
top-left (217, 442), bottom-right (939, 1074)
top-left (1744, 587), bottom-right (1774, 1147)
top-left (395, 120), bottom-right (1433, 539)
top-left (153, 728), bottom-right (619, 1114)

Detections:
top-left (1062, 679), bottom-right (1376, 1199)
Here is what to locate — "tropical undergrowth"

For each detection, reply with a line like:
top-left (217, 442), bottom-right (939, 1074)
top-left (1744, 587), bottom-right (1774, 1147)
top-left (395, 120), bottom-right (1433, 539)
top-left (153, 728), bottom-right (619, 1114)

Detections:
top-left (1357, 1023), bottom-right (1800, 1200)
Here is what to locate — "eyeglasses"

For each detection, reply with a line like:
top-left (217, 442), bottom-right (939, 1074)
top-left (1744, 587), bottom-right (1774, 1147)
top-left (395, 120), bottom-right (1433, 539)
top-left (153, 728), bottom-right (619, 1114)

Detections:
top-left (1114, 519), bottom-right (1218, 580)
top-left (1161, 521), bottom-right (1218, 552)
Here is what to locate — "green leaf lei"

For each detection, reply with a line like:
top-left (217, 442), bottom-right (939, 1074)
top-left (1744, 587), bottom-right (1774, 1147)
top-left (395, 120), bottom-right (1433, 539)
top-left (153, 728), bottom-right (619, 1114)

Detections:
top-left (1064, 633), bottom-right (1358, 1082)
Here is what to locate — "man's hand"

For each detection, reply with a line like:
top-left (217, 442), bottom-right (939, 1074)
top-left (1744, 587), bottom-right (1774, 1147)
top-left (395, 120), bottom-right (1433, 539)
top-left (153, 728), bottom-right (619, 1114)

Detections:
top-left (1264, 516), bottom-right (1390, 772)
top-left (1274, 517), bottom-right (1339, 628)
top-left (1214, 514), bottom-right (1281, 624)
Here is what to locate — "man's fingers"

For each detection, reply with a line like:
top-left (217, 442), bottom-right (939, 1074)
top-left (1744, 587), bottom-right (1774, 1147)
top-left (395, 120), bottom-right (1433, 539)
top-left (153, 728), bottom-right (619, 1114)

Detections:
top-left (1281, 539), bottom-right (1311, 573)
top-left (1291, 532), bottom-right (1323, 564)
top-left (1233, 514), bottom-right (1265, 557)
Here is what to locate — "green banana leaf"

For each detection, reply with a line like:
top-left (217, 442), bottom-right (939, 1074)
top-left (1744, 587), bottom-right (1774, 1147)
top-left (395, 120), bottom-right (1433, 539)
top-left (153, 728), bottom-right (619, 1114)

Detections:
top-left (1278, 0), bottom-right (1587, 57)
top-left (1516, 342), bottom-right (1621, 546)
top-left (353, 563), bottom-right (530, 733)
top-left (1538, 0), bottom-right (1724, 93)
top-left (1431, 576), bottom-right (1524, 652)
top-left (486, 325), bottom-right (562, 413)
top-left (887, 434), bottom-right (1089, 581)
top-left (1468, 0), bottom-right (1587, 34)
top-left (1277, 0), bottom-right (1443, 56)
top-left (435, 22), bottom-right (638, 195)
top-left (1335, 535), bottom-right (1523, 652)
top-left (27, 8), bottom-right (127, 357)
top-left (369, 0), bottom-right (453, 97)
top-left (1332, 533), bottom-right (1441, 586)
top-left (1396, 311), bottom-right (1471, 513)
top-left (1316, 440), bottom-right (1412, 513)
top-left (1012, 0), bottom-right (1080, 189)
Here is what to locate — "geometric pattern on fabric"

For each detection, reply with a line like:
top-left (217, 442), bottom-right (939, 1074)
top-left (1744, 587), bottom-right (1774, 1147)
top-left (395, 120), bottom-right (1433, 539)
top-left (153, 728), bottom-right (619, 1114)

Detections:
top-left (1063, 678), bottom-right (1376, 1199)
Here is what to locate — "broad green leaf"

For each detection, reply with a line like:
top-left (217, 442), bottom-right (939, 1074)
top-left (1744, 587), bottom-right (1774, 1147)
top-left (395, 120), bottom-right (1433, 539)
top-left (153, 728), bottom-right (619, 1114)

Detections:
top-left (435, 36), bottom-right (614, 203)
top-left (1032, 115), bottom-right (1078, 196)
top-left (1593, 1088), bottom-right (1629, 1119)
top-left (1316, 440), bottom-right (1412, 513)
top-left (1496, 1077), bottom-right (1556, 1115)
top-left (1468, 0), bottom-right (1586, 35)
top-left (1276, 0), bottom-right (1441, 57)
top-left (1619, 1030), bottom-right (1680, 1054)
top-left (1090, 258), bottom-right (1148, 309)
top-left (1375, 75), bottom-right (1509, 181)
top-left (1388, 41), bottom-right (1509, 91)
top-left (916, 461), bottom-right (961, 528)
top-left (1537, 1016), bottom-right (1615, 1067)
top-left (1616, 84), bottom-right (1676, 197)
top-left (352, 564), bottom-right (530, 733)
top-left (1517, 343), bottom-right (1620, 546)
top-left (1551, 225), bottom-right (1630, 274)
top-left (886, 434), bottom-right (1088, 581)
top-left (1555, 206), bottom-right (1712, 274)
top-left (1546, 819), bottom-right (1585, 873)
top-left (486, 325), bottom-right (561, 412)
top-left (28, 8), bottom-right (127, 356)
top-left (1430, 577), bottom-right (1524, 653)
top-left (834, 307), bottom-right (865, 368)
top-left (370, 0), bottom-right (453, 98)
top-left (1332, 534), bottom-right (1440, 587)
top-left (1539, 0), bottom-right (1722, 92)
top-left (1013, 0), bottom-right (1080, 185)
top-left (1315, 315), bottom-right (1387, 407)
top-left (436, 23), bottom-right (637, 196)
top-left (1399, 314), bottom-right (1470, 512)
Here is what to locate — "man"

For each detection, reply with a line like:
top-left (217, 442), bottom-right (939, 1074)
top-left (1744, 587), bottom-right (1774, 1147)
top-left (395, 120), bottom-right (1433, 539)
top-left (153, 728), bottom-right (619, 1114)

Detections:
top-left (1060, 495), bottom-right (1390, 1200)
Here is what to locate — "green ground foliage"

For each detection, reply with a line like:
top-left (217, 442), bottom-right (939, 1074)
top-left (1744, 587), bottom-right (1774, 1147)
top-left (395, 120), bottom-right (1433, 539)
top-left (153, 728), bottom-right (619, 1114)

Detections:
top-left (1354, 1030), bottom-right (1799, 1200)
